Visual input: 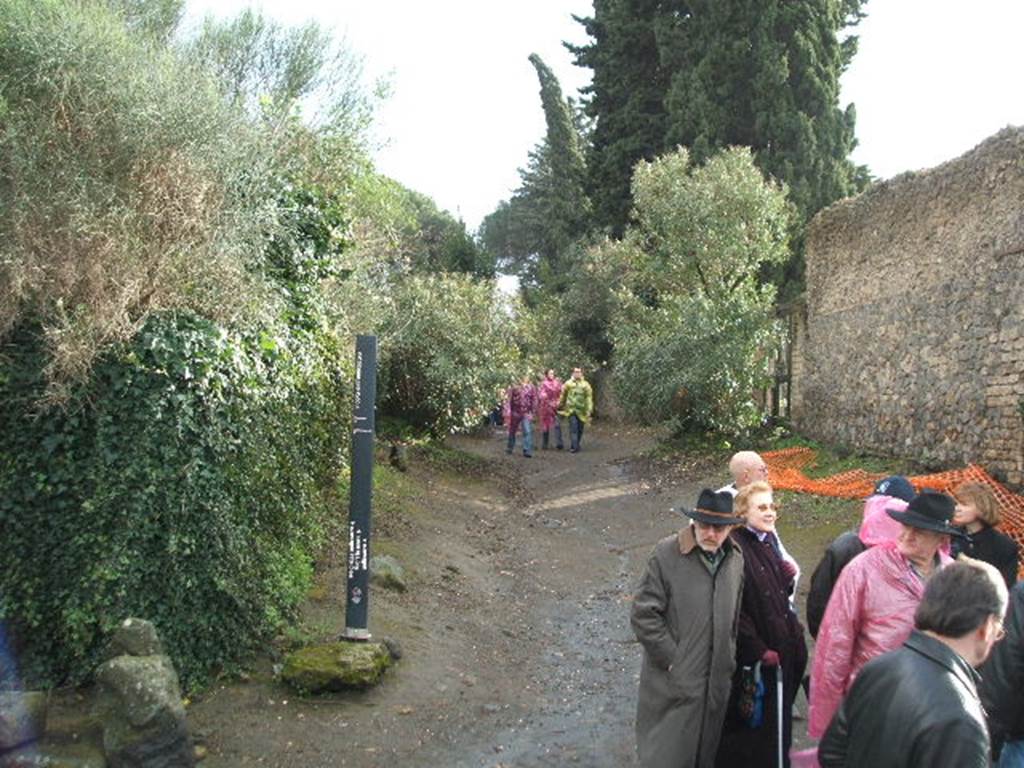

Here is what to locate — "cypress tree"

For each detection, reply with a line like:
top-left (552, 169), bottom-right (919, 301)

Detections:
top-left (662, 0), bottom-right (866, 222)
top-left (527, 53), bottom-right (591, 264)
top-left (481, 55), bottom-right (591, 292)
top-left (568, 0), bottom-right (670, 236)
top-left (574, 0), bottom-right (868, 293)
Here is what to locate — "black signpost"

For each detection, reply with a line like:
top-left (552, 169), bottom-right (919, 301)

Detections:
top-left (343, 334), bottom-right (377, 640)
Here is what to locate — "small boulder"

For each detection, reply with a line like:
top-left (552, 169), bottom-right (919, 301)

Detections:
top-left (0, 690), bottom-right (47, 753)
top-left (281, 641), bottom-right (392, 694)
top-left (388, 443), bottom-right (409, 472)
top-left (95, 618), bottom-right (194, 768)
top-left (381, 636), bottom-right (403, 662)
top-left (369, 555), bottom-right (407, 592)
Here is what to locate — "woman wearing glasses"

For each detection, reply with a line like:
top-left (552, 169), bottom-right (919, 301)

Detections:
top-left (716, 481), bottom-right (807, 768)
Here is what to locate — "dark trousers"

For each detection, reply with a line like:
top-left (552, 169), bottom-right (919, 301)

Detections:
top-left (542, 418), bottom-right (563, 449)
top-left (568, 414), bottom-right (584, 452)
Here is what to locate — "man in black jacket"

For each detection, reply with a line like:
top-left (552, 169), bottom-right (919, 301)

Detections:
top-left (980, 581), bottom-right (1024, 765)
top-left (818, 558), bottom-right (1008, 768)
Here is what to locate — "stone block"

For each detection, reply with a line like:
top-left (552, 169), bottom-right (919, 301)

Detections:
top-left (0, 741), bottom-right (107, 767)
top-left (95, 632), bottom-right (194, 768)
top-left (0, 691), bottom-right (47, 753)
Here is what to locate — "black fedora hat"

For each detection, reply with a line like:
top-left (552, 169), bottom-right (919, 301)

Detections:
top-left (886, 490), bottom-right (963, 537)
top-left (675, 488), bottom-right (745, 526)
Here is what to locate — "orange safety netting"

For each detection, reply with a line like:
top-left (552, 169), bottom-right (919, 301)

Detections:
top-left (764, 447), bottom-right (1024, 577)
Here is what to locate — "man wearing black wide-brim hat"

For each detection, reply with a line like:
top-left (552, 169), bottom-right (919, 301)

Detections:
top-left (808, 489), bottom-right (962, 740)
top-left (631, 489), bottom-right (745, 768)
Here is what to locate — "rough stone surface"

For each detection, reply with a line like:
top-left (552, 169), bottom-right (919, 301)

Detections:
top-left (792, 127), bottom-right (1024, 485)
top-left (370, 555), bottom-right (407, 592)
top-left (281, 641), bottom-right (393, 694)
top-left (381, 636), bottom-right (403, 662)
top-left (95, 635), bottom-right (194, 768)
top-left (103, 620), bottom-right (164, 661)
top-left (388, 443), bottom-right (409, 472)
top-left (0, 691), bottom-right (47, 753)
top-left (0, 741), bottom-right (107, 767)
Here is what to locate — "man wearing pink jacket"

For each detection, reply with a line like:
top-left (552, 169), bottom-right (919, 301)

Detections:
top-left (808, 490), bottom-right (961, 739)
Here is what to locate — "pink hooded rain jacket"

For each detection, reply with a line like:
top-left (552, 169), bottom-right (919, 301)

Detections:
top-left (807, 539), bottom-right (953, 739)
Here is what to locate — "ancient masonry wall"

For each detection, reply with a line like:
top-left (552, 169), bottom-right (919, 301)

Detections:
top-left (791, 127), bottom-right (1024, 485)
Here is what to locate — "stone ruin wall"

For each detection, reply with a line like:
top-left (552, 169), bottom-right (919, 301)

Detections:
top-left (791, 127), bottom-right (1024, 485)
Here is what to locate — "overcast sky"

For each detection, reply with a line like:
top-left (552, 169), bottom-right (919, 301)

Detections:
top-left (184, 0), bottom-right (1024, 230)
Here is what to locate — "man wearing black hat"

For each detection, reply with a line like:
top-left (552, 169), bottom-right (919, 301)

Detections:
top-left (806, 475), bottom-right (917, 638)
top-left (819, 559), bottom-right (1008, 768)
top-left (631, 489), bottom-right (745, 768)
top-left (808, 490), bottom-right (961, 740)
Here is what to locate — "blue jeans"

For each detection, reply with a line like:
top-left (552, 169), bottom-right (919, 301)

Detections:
top-left (1000, 740), bottom-right (1024, 767)
top-left (568, 414), bottom-right (584, 452)
top-left (507, 418), bottom-right (534, 455)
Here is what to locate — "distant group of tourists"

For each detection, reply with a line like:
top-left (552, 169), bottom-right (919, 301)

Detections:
top-left (501, 367), bottom-right (593, 456)
top-left (631, 450), bottom-right (1022, 768)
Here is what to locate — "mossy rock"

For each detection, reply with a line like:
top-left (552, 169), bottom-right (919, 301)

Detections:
top-left (281, 641), bottom-right (393, 694)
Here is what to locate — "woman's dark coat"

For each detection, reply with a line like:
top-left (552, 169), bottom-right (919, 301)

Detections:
top-left (953, 523), bottom-right (1019, 588)
top-left (715, 526), bottom-right (808, 768)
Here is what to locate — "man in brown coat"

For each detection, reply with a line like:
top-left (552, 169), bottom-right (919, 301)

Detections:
top-left (631, 489), bottom-right (745, 768)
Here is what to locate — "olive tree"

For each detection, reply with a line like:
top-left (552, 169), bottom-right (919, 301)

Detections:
top-left (611, 146), bottom-right (791, 433)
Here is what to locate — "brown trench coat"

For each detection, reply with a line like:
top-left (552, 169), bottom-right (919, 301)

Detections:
top-left (632, 525), bottom-right (745, 768)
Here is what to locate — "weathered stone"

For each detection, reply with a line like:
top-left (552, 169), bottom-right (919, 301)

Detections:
top-left (791, 127), bottom-right (1024, 484)
top-left (381, 636), bottom-right (403, 662)
top-left (104, 619), bottom-right (164, 660)
top-left (281, 641), bottom-right (393, 694)
top-left (369, 555), bottom-right (406, 592)
top-left (95, 653), bottom-right (194, 768)
top-left (0, 691), bottom-right (47, 753)
top-left (0, 741), bottom-right (107, 767)
top-left (388, 443), bottom-right (409, 472)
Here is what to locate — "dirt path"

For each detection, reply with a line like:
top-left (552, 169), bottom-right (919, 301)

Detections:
top-left (189, 422), bottom-right (829, 767)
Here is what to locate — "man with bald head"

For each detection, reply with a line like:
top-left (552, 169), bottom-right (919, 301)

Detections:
top-left (718, 451), bottom-right (769, 497)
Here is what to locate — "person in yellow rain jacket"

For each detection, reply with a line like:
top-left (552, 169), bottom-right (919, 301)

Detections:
top-left (557, 366), bottom-right (593, 453)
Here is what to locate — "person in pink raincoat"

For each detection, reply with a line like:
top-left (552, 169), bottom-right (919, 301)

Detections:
top-left (505, 375), bottom-right (537, 457)
top-left (807, 490), bottom-right (961, 740)
top-left (806, 476), bottom-right (954, 639)
top-left (537, 369), bottom-right (564, 450)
